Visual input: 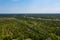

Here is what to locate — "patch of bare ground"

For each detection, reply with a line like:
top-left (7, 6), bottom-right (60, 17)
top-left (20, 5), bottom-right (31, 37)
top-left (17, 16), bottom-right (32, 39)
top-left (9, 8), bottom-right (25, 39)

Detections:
top-left (0, 17), bottom-right (16, 20)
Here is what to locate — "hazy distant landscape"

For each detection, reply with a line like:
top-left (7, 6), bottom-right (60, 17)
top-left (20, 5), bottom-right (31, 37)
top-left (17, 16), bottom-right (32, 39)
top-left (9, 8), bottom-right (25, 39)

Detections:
top-left (1, 0), bottom-right (60, 40)
top-left (0, 14), bottom-right (60, 40)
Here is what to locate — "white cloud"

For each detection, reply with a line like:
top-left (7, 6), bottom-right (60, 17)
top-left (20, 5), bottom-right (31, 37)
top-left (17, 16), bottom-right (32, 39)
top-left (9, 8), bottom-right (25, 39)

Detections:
top-left (1, 6), bottom-right (60, 13)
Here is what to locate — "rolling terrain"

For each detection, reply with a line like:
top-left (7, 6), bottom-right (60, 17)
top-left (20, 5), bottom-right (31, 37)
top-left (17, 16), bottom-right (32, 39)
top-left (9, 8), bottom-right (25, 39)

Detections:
top-left (0, 14), bottom-right (60, 40)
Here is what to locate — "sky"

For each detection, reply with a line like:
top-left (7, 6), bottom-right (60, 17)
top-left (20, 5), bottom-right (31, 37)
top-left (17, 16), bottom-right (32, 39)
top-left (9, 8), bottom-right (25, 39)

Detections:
top-left (0, 0), bottom-right (60, 13)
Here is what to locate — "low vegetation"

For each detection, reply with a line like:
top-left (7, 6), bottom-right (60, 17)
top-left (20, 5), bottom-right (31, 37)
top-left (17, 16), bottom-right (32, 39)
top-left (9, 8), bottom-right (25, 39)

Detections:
top-left (0, 14), bottom-right (60, 40)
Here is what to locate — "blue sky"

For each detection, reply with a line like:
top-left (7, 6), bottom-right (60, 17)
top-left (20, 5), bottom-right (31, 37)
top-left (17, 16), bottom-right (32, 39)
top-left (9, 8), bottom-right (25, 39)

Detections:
top-left (0, 0), bottom-right (60, 13)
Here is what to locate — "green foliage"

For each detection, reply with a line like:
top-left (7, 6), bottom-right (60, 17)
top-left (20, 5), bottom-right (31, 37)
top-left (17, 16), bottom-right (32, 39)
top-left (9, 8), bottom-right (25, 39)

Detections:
top-left (0, 16), bottom-right (60, 40)
top-left (3, 36), bottom-right (12, 40)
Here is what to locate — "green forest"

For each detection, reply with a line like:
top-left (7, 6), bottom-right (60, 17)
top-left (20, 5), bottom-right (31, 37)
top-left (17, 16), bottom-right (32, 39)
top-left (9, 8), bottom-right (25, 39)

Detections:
top-left (0, 14), bottom-right (60, 40)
